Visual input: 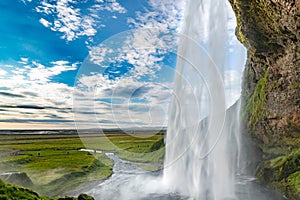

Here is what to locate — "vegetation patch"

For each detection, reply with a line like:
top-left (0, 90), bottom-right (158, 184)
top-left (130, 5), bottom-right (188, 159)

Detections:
top-left (0, 179), bottom-right (94, 200)
top-left (256, 149), bottom-right (300, 198)
top-left (243, 65), bottom-right (268, 129)
top-left (117, 148), bottom-right (165, 164)
top-left (0, 132), bottom-right (165, 196)
top-left (0, 134), bottom-right (113, 197)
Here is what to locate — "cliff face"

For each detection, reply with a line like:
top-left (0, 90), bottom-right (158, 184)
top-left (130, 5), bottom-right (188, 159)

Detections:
top-left (228, 0), bottom-right (299, 199)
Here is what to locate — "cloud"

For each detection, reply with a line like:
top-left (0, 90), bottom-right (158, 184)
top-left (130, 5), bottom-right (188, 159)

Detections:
top-left (0, 60), bottom-right (77, 128)
top-left (128, 0), bottom-right (185, 32)
top-left (92, 0), bottom-right (127, 14)
top-left (25, 60), bottom-right (78, 82)
top-left (88, 45), bottom-right (114, 65)
top-left (35, 0), bottom-right (96, 41)
top-left (0, 69), bottom-right (7, 76)
top-left (0, 119), bottom-right (75, 123)
top-left (32, 0), bottom-right (126, 41)
top-left (77, 3), bottom-right (185, 128)
top-left (70, 0), bottom-right (187, 129)
top-left (74, 69), bottom-right (173, 130)
top-left (85, 0), bottom-right (185, 83)
top-left (101, 81), bottom-right (152, 99)
top-left (87, 29), bottom-right (178, 83)
top-left (0, 92), bottom-right (24, 98)
top-left (1, 105), bottom-right (46, 110)
top-left (9, 1), bottom-right (244, 130)
top-left (39, 18), bottom-right (51, 27)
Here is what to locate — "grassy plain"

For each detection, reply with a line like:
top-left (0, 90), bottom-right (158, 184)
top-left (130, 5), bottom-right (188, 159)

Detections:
top-left (0, 132), bottom-right (165, 197)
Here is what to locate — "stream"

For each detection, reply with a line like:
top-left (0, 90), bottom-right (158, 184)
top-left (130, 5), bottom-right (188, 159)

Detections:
top-left (84, 153), bottom-right (286, 200)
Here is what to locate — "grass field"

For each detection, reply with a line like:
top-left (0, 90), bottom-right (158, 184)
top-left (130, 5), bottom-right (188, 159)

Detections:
top-left (0, 132), bottom-right (165, 197)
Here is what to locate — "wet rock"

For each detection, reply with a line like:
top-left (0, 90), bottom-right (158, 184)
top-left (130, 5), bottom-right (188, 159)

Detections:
top-left (228, 0), bottom-right (299, 199)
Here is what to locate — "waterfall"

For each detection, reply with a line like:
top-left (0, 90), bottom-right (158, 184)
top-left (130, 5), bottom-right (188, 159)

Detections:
top-left (163, 0), bottom-right (242, 199)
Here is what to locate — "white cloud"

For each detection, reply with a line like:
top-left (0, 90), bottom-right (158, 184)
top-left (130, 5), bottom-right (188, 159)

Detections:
top-left (128, 0), bottom-right (185, 32)
top-left (26, 60), bottom-right (78, 82)
top-left (88, 28), bottom-right (178, 82)
top-left (35, 0), bottom-right (96, 41)
top-left (0, 60), bottom-right (78, 128)
top-left (73, 67), bottom-right (174, 130)
top-left (0, 69), bottom-right (7, 76)
top-left (93, 0), bottom-right (126, 14)
top-left (39, 18), bottom-right (51, 27)
top-left (74, 0), bottom-right (186, 129)
top-left (89, 45), bottom-right (113, 65)
top-left (19, 57), bottom-right (29, 65)
top-left (32, 0), bottom-right (126, 41)
top-left (11, 0), bottom-right (245, 129)
top-left (21, 0), bottom-right (32, 4)
top-left (84, 0), bottom-right (184, 81)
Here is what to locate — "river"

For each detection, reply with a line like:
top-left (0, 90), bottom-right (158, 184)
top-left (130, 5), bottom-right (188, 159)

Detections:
top-left (83, 153), bottom-right (285, 200)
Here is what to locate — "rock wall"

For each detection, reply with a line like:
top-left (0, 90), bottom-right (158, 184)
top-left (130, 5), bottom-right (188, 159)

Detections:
top-left (228, 0), bottom-right (299, 199)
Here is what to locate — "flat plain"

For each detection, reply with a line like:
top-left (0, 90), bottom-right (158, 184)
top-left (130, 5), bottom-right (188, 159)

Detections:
top-left (0, 132), bottom-right (165, 197)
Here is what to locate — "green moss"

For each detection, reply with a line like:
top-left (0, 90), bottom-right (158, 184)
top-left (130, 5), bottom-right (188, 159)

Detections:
top-left (281, 149), bottom-right (300, 179)
top-left (273, 171), bottom-right (300, 200)
top-left (259, 145), bottom-right (289, 157)
top-left (256, 141), bottom-right (300, 199)
top-left (248, 0), bottom-right (280, 33)
top-left (77, 194), bottom-right (94, 200)
top-left (0, 179), bottom-right (95, 200)
top-left (257, 149), bottom-right (300, 187)
top-left (0, 180), bottom-right (40, 200)
top-left (289, 82), bottom-right (300, 90)
top-left (235, 13), bottom-right (246, 44)
top-left (287, 171), bottom-right (300, 194)
top-left (244, 65), bottom-right (268, 129)
top-left (227, 0), bottom-right (246, 45)
top-left (230, 0), bottom-right (281, 50)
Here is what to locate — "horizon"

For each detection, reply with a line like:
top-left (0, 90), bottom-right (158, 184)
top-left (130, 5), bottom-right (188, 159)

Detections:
top-left (0, 127), bottom-right (167, 131)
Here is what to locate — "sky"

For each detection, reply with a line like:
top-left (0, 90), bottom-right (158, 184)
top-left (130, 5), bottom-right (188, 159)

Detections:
top-left (0, 0), bottom-right (245, 130)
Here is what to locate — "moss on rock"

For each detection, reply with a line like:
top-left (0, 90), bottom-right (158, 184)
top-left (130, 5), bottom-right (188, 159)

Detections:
top-left (0, 179), bottom-right (94, 200)
top-left (256, 149), bottom-right (300, 198)
top-left (0, 179), bottom-right (40, 200)
top-left (243, 65), bottom-right (268, 129)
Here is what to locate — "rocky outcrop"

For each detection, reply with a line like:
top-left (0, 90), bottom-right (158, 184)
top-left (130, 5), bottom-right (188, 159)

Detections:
top-left (0, 179), bottom-right (95, 200)
top-left (228, 0), bottom-right (299, 199)
top-left (0, 172), bottom-right (34, 188)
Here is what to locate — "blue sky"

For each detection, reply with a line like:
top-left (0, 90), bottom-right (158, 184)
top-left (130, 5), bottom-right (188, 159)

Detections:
top-left (0, 0), bottom-right (245, 130)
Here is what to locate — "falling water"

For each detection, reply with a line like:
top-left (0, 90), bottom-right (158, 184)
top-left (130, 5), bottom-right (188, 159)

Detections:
top-left (163, 0), bottom-right (241, 199)
top-left (76, 0), bottom-right (289, 199)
